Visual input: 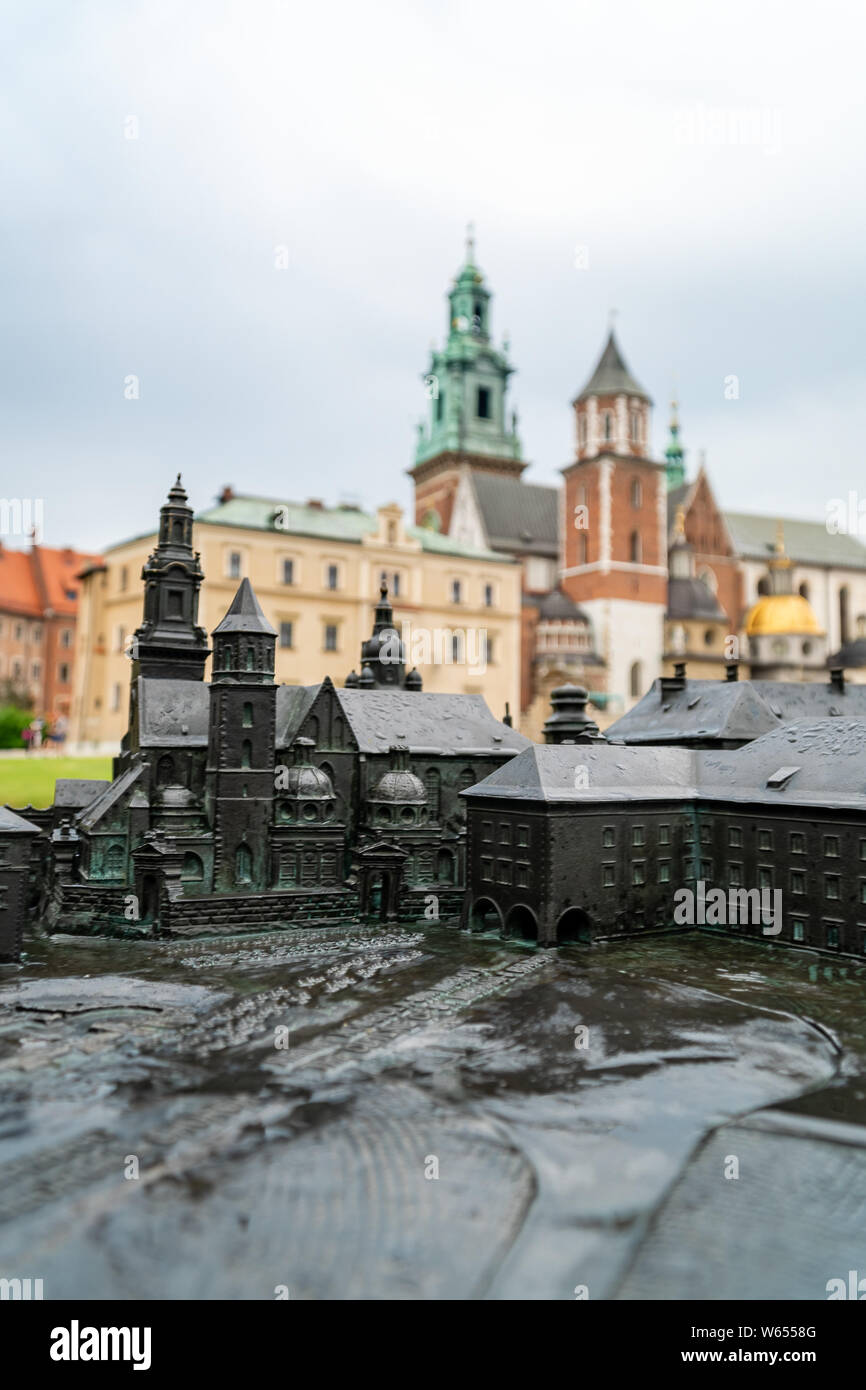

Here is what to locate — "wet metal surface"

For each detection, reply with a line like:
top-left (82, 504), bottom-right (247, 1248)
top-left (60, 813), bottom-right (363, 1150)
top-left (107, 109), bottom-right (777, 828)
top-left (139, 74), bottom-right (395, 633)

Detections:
top-left (0, 925), bottom-right (864, 1300)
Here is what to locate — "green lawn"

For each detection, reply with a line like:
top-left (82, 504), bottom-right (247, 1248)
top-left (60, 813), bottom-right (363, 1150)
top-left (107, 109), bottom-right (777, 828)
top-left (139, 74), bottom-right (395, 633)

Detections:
top-left (0, 756), bottom-right (114, 810)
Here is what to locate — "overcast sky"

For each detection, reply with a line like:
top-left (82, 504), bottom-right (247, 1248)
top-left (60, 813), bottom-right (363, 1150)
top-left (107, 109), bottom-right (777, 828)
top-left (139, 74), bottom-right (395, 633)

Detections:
top-left (2, 0), bottom-right (865, 551)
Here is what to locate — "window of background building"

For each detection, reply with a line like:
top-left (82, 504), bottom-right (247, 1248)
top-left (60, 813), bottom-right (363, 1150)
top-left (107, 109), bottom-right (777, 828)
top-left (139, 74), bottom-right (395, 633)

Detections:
top-left (729, 826), bottom-right (742, 847)
top-left (659, 824), bottom-right (670, 845)
top-left (633, 826), bottom-right (645, 847)
top-left (792, 920), bottom-right (805, 942)
top-left (791, 871), bottom-right (805, 894)
top-left (326, 564), bottom-right (339, 591)
top-left (58, 663), bottom-right (69, 684)
top-left (280, 621), bottom-right (293, 649)
top-left (791, 832), bottom-right (805, 853)
top-left (758, 829), bottom-right (773, 851)
top-left (825, 923), bottom-right (840, 949)
top-left (228, 551), bottom-right (242, 579)
top-left (825, 875), bottom-right (840, 900)
top-left (282, 558), bottom-right (294, 585)
top-left (603, 864), bottom-right (615, 886)
top-left (477, 386), bottom-right (491, 419)
top-left (658, 861), bottom-right (670, 883)
top-left (323, 624), bottom-right (338, 652)
top-left (602, 826), bottom-right (615, 847)
top-left (484, 582), bottom-right (494, 607)
top-left (630, 478), bottom-right (642, 508)
top-left (633, 862), bottom-right (646, 885)
top-left (451, 578), bottom-right (462, 604)
top-left (824, 835), bottom-right (840, 857)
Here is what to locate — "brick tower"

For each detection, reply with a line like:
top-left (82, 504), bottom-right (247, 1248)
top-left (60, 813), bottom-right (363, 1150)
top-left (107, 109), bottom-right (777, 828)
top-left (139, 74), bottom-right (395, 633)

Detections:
top-left (561, 329), bottom-right (666, 708)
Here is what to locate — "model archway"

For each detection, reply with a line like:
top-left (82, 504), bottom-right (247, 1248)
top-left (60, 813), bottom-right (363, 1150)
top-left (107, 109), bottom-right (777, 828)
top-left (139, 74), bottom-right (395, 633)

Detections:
top-left (556, 907), bottom-right (592, 944)
top-left (504, 903), bottom-right (538, 942)
top-left (468, 897), bottom-right (503, 933)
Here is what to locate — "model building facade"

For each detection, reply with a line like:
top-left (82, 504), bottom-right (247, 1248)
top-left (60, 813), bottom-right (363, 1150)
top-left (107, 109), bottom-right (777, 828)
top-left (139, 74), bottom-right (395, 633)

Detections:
top-left (23, 480), bottom-right (527, 945)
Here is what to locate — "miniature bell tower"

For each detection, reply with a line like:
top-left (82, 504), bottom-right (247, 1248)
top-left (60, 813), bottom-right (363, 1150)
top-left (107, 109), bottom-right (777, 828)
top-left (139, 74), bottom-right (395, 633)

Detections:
top-left (207, 579), bottom-right (278, 892)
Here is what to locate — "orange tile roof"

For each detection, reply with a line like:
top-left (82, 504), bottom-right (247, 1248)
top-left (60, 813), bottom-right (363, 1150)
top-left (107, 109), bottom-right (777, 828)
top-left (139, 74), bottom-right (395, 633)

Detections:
top-left (0, 544), bottom-right (102, 619)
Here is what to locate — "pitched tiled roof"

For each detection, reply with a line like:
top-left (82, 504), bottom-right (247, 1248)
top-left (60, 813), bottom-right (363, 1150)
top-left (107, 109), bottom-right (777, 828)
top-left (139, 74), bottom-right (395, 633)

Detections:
top-left (469, 473), bottom-right (559, 557)
top-left (724, 511), bottom-right (866, 569)
top-left (193, 494), bottom-right (512, 563)
top-left (0, 545), bottom-right (100, 619)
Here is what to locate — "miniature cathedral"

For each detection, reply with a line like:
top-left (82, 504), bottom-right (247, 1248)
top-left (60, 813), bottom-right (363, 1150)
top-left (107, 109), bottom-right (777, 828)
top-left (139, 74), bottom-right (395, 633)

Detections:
top-left (21, 479), bottom-right (527, 946)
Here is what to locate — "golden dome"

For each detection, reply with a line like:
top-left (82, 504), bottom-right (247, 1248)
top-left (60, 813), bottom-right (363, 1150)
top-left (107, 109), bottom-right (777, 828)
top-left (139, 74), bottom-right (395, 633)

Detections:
top-left (745, 593), bottom-right (824, 637)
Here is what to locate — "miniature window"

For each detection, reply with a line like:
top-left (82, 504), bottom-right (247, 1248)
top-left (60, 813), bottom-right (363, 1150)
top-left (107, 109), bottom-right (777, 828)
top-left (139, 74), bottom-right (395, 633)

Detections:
top-left (484, 583), bottom-right (494, 608)
top-left (791, 871), bottom-right (805, 894)
top-left (700, 824), bottom-right (711, 844)
top-left (497, 862), bottom-right (512, 885)
top-left (280, 622), bottom-right (293, 649)
top-left (758, 867), bottom-right (772, 890)
top-left (658, 861), bottom-right (670, 883)
top-left (630, 414), bottom-right (640, 445)
top-left (790, 832), bottom-right (805, 854)
top-left (242, 702), bottom-right (253, 728)
top-left (482, 821), bottom-right (493, 842)
top-left (729, 827), bottom-right (742, 847)
top-left (632, 862), bottom-right (646, 886)
top-left (327, 564), bottom-right (339, 591)
top-left (860, 840), bottom-right (866, 860)
top-left (630, 478), bottom-right (642, 508)
top-left (602, 826), bottom-right (615, 848)
top-left (228, 551), bottom-right (242, 579)
top-left (792, 920), bottom-right (805, 942)
top-left (824, 835), bottom-right (840, 857)
top-left (324, 624), bottom-right (338, 652)
top-left (729, 863), bottom-right (742, 887)
top-left (825, 923), bottom-right (840, 949)
top-left (282, 559), bottom-right (294, 585)
top-left (684, 822), bottom-right (695, 843)
top-left (632, 826), bottom-right (645, 847)
top-left (58, 663), bottom-right (70, 684)
top-left (603, 864), bottom-right (615, 887)
top-left (451, 579), bottom-right (462, 604)
top-left (659, 824), bottom-right (670, 845)
top-left (825, 875), bottom-right (840, 900)
top-left (860, 880), bottom-right (866, 904)
top-left (604, 412), bottom-right (613, 440)
top-left (515, 864), bottom-right (530, 888)
top-left (517, 825), bottom-right (529, 847)
top-left (477, 386), bottom-right (491, 419)
top-left (499, 824), bottom-right (511, 845)
top-left (701, 860), bottom-right (712, 880)
top-left (758, 829), bottom-right (773, 851)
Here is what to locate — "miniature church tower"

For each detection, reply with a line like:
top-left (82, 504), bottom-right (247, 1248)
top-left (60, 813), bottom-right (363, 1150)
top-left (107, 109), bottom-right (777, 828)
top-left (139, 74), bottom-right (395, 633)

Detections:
top-left (207, 578), bottom-right (278, 892)
top-left (130, 475), bottom-right (210, 683)
top-left (561, 327), bottom-right (666, 708)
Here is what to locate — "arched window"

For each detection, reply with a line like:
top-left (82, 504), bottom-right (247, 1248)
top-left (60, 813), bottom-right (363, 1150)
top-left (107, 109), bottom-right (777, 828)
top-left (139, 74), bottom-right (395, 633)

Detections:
top-left (579, 533), bottom-right (588, 565)
top-left (603, 412), bottom-right (613, 441)
top-left (241, 740), bottom-right (252, 769)
top-left (105, 843), bottom-right (124, 878)
top-left (630, 411), bottom-right (640, 444)
top-left (156, 754), bottom-right (175, 787)
top-left (437, 849), bottom-right (455, 884)
top-left (246, 646), bottom-right (255, 671)
top-left (630, 478), bottom-right (642, 509)
top-left (578, 415), bottom-right (588, 447)
top-left (182, 852), bottom-right (204, 880)
top-left (757, 576), bottom-right (771, 596)
top-left (629, 531), bottom-right (642, 564)
top-left (629, 661), bottom-right (643, 698)
top-left (458, 767), bottom-right (476, 791)
top-left (242, 702), bottom-right (253, 727)
top-left (798, 581), bottom-right (810, 601)
top-left (235, 844), bottom-right (252, 885)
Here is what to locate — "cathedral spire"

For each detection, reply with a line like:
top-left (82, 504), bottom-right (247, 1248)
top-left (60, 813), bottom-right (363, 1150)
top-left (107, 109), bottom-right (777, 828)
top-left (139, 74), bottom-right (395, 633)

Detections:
top-left (131, 478), bottom-right (210, 682)
top-left (412, 232), bottom-right (523, 474)
top-left (665, 399), bottom-right (686, 490)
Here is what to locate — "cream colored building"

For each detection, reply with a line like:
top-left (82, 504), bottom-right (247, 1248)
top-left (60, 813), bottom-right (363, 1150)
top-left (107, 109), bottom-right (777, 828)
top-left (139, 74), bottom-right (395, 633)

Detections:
top-left (71, 490), bottom-right (523, 752)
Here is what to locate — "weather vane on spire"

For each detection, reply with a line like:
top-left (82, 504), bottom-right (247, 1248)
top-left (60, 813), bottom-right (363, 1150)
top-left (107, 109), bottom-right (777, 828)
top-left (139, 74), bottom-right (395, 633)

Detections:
top-left (465, 221), bottom-right (475, 261)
